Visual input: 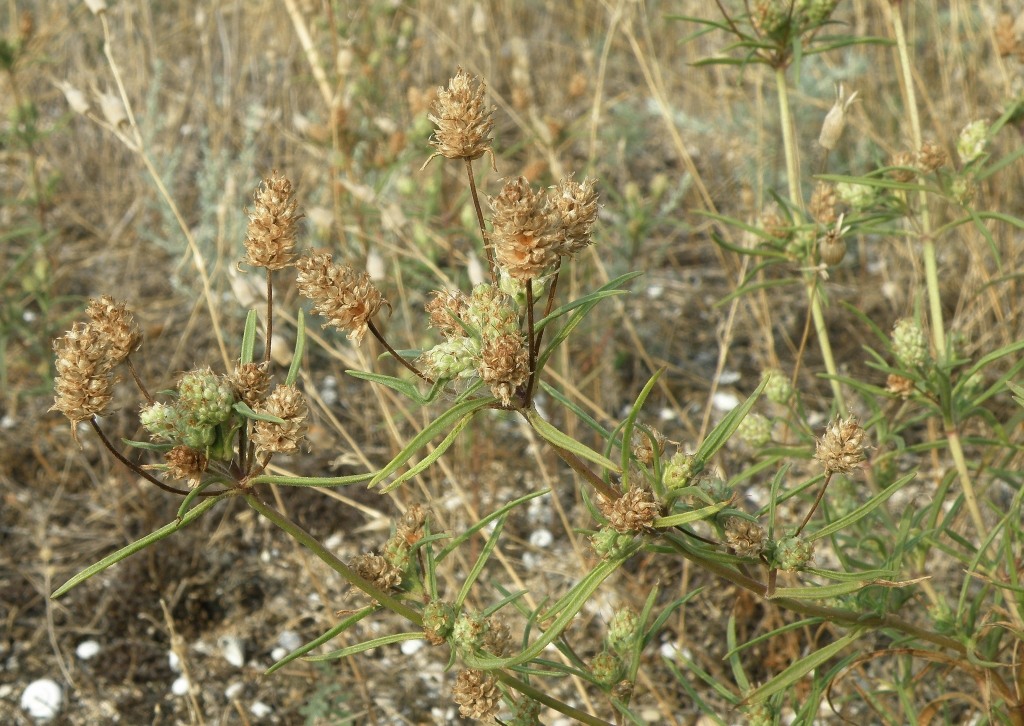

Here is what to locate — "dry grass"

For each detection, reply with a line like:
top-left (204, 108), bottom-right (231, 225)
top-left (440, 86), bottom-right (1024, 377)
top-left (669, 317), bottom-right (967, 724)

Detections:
top-left (3, 0), bottom-right (1024, 724)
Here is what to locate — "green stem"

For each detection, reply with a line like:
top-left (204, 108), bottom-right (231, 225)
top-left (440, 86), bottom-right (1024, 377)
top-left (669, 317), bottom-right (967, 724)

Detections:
top-left (944, 427), bottom-right (986, 541)
top-left (888, 2), bottom-right (944, 358)
top-left (246, 494), bottom-right (422, 624)
top-left (775, 66), bottom-right (845, 411)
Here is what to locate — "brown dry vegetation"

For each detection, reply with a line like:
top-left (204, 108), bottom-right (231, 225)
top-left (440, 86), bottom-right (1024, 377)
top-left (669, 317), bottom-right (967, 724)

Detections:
top-left (3, 1), bottom-right (1024, 724)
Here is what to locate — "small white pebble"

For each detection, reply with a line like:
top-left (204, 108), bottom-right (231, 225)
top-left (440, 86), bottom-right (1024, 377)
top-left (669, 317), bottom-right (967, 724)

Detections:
top-left (400, 639), bottom-right (424, 656)
top-left (171, 676), bottom-right (190, 696)
top-left (711, 391), bottom-right (740, 411)
top-left (219, 635), bottom-right (245, 668)
top-left (168, 651), bottom-right (181, 673)
top-left (718, 369), bottom-right (741, 385)
top-left (659, 641), bottom-right (680, 660)
top-left (529, 528), bottom-right (553, 548)
top-left (250, 701), bottom-right (273, 718)
top-left (224, 682), bottom-right (244, 700)
top-left (1, 414), bottom-right (15, 429)
top-left (20, 679), bottom-right (62, 722)
top-left (270, 647), bottom-right (288, 661)
top-left (277, 630), bottom-right (302, 651)
top-left (75, 640), bottom-right (101, 660)
top-left (646, 284), bottom-right (664, 298)
top-left (658, 407), bottom-right (677, 422)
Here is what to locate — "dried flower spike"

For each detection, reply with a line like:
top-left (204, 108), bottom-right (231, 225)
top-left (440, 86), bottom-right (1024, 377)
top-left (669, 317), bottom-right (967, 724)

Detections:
top-left (244, 172), bottom-right (302, 270)
top-left (490, 176), bottom-right (561, 281)
top-left (51, 322), bottom-right (116, 433)
top-left (163, 445), bottom-right (208, 488)
top-left (451, 669), bottom-right (501, 722)
top-left (252, 384), bottom-right (307, 456)
top-left (818, 84), bottom-right (858, 151)
top-left (598, 486), bottom-right (661, 533)
top-left (85, 295), bottom-right (141, 365)
top-left (478, 332), bottom-right (530, 406)
top-left (296, 250), bottom-right (388, 344)
top-left (424, 68), bottom-right (495, 167)
top-left (552, 175), bottom-right (599, 256)
top-left (815, 416), bottom-right (867, 475)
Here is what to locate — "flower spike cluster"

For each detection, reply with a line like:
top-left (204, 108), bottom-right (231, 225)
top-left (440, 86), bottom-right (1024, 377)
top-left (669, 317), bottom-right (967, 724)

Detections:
top-left (424, 67), bottom-right (495, 167)
top-left (295, 250), bottom-right (389, 345)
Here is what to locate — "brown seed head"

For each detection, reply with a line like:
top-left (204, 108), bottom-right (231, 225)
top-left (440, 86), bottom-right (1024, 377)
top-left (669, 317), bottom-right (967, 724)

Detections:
top-left (352, 553), bottom-right (402, 591)
top-left (244, 172), bottom-right (302, 270)
top-left (723, 516), bottom-right (766, 557)
top-left (51, 322), bottom-right (117, 431)
top-left (815, 416), bottom-right (867, 475)
top-left (425, 68), bottom-right (495, 165)
top-left (886, 373), bottom-right (916, 399)
top-left (482, 616), bottom-right (511, 657)
top-left (598, 486), bottom-right (661, 534)
top-left (760, 203), bottom-right (790, 241)
top-left (809, 181), bottom-right (837, 225)
top-left (86, 295), bottom-right (141, 365)
top-left (230, 361), bottom-right (271, 408)
top-left (478, 331), bottom-right (530, 406)
top-left (451, 669), bottom-right (501, 722)
top-left (164, 445), bottom-right (208, 488)
top-left (295, 250), bottom-right (388, 344)
top-left (552, 175), bottom-right (599, 256)
top-left (425, 289), bottom-right (469, 339)
top-left (889, 150), bottom-right (917, 182)
top-left (489, 176), bottom-right (561, 281)
top-left (917, 140), bottom-right (948, 173)
top-left (252, 384), bottom-right (307, 456)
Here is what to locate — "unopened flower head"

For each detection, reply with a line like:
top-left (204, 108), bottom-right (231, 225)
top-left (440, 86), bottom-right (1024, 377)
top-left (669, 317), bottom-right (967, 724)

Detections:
top-left (51, 322), bottom-right (116, 430)
top-left (296, 250), bottom-right (387, 344)
top-left (835, 181), bottom-right (876, 210)
top-left (663, 451), bottom-right (696, 490)
top-left (451, 669), bottom-right (501, 722)
top-left (489, 176), bottom-right (562, 281)
top-left (178, 368), bottom-right (236, 425)
top-left (422, 600), bottom-right (457, 645)
top-left (598, 486), bottom-right (660, 533)
top-left (818, 215), bottom-right (849, 266)
top-left (737, 412), bottom-right (772, 448)
top-left (552, 175), bottom-right (599, 256)
top-left (418, 337), bottom-right (479, 380)
top-left (590, 651), bottom-right (624, 687)
top-left (85, 295), bottom-right (141, 365)
top-left (482, 615), bottom-right (511, 657)
top-left (956, 119), bottom-right (988, 164)
top-left (465, 283), bottom-right (521, 340)
top-left (892, 318), bottom-right (928, 369)
top-left (818, 85), bottom-right (858, 151)
top-left (607, 607), bottom-right (640, 654)
top-left (772, 534), bottom-right (814, 571)
top-left (425, 68), bottom-right (495, 165)
top-left (761, 367), bottom-right (793, 404)
top-left (244, 172), bottom-right (302, 270)
top-left (252, 384), bottom-right (307, 456)
top-left (815, 416), bottom-right (867, 475)
top-left (631, 426), bottom-right (665, 466)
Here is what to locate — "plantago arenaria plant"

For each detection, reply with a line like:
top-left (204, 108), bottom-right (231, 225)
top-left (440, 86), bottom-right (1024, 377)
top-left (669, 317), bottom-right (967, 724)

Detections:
top-left (49, 43), bottom-right (1024, 724)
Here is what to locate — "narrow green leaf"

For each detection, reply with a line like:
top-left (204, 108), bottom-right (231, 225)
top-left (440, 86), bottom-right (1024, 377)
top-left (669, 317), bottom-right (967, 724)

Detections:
top-left (436, 489), bottom-right (549, 562)
top-left (809, 472), bottom-right (915, 541)
top-left (455, 514), bottom-right (508, 609)
top-left (52, 495), bottom-right (224, 599)
top-left (694, 377), bottom-right (768, 464)
top-left (265, 606), bottom-right (375, 674)
top-left (380, 411), bottom-right (475, 492)
top-left (745, 629), bottom-right (870, 704)
top-left (369, 397), bottom-right (492, 488)
top-left (525, 408), bottom-right (621, 474)
top-left (307, 632), bottom-right (424, 662)
top-left (240, 309), bottom-right (258, 365)
top-left (232, 400), bottom-right (284, 424)
top-left (248, 471), bottom-right (374, 487)
top-left (621, 369), bottom-right (663, 476)
top-left (653, 502), bottom-right (729, 528)
top-left (284, 308), bottom-right (305, 386)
